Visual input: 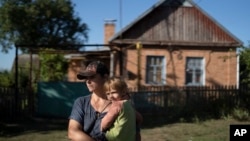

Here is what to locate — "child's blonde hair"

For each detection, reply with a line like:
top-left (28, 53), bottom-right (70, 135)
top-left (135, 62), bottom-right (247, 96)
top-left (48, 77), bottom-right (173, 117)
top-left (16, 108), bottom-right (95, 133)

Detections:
top-left (104, 77), bottom-right (128, 96)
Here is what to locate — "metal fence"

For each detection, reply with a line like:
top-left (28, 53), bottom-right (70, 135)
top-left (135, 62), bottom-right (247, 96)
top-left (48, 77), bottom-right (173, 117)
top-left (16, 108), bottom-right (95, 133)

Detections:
top-left (0, 87), bottom-right (33, 121)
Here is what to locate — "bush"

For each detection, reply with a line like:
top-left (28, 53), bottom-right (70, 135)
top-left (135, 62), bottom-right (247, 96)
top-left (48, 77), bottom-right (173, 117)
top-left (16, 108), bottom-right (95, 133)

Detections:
top-left (232, 108), bottom-right (250, 121)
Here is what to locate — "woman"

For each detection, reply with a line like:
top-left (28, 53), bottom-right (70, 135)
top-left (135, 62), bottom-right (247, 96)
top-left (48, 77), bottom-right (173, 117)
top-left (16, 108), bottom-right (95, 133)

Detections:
top-left (68, 61), bottom-right (111, 141)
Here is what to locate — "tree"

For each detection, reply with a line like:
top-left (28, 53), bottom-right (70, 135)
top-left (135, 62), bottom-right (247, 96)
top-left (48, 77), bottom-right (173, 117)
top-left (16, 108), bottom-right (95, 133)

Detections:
top-left (0, 70), bottom-right (14, 87)
top-left (0, 0), bottom-right (88, 53)
top-left (239, 44), bottom-right (250, 85)
top-left (0, 69), bottom-right (31, 88)
top-left (0, 0), bottom-right (89, 82)
top-left (39, 49), bottom-right (68, 81)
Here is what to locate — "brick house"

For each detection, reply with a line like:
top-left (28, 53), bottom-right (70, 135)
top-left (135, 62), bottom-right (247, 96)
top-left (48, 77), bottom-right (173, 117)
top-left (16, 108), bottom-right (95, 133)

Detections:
top-left (68, 0), bottom-right (242, 88)
top-left (107, 0), bottom-right (243, 88)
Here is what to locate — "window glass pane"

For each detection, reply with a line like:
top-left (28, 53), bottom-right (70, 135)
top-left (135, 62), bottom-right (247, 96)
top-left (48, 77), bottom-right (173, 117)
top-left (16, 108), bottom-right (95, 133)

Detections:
top-left (150, 57), bottom-right (153, 65)
top-left (146, 56), bottom-right (165, 85)
top-left (195, 69), bottom-right (201, 83)
top-left (186, 68), bottom-right (193, 84)
top-left (148, 69), bottom-right (153, 82)
top-left (186, 57), bottom-right (204, 86)
top-left (156, 71), bottom-right (162, 83)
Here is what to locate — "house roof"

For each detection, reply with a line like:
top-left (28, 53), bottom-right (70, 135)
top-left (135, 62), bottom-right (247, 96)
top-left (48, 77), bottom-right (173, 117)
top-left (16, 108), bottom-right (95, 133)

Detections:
top-left (192, 1), bottom-right (243, 45)
top-left (11, 54), bottom-right (40, 72)
top-left (65, 49), bottom-right (110, 60)
top-left (109, 0), bottom-right (166, 41)
top-left (109, 0), bottom-right (243, 47)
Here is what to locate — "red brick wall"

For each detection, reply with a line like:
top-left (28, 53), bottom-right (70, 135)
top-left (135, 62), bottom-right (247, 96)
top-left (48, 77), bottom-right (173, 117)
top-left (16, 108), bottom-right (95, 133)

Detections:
top-left (104, 23), bottom-right (115, 44)
top-left (125, 47), bottom-right (238, 88)
top-left (67, 59), bottom-right (85, 82)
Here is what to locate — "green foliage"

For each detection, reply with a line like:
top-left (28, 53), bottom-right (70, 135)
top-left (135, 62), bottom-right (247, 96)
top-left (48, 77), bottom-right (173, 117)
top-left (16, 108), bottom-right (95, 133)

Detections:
top-left (239, 46), bottom-right (250, 84)
top-left (0, 70), bottom-right (14, 87)
top-left (0, 68), bottom-right (30, 88)
top-left (18, 65), bottom-right (30, 88)
top-left (39, 49), bottom-right (68, 81)
top-left (232, 108), bottom-right (250, 121)
top-left (0, 0), bottom-right (88, 53)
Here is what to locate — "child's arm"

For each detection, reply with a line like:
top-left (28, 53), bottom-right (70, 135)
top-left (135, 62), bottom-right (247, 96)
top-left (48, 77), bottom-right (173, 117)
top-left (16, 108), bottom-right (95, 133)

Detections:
top-left (101, 102), bottom-right (122, 131)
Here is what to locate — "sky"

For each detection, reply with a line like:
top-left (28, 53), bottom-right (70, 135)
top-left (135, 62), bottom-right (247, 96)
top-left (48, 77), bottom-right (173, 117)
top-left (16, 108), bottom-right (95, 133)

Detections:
top-left (0, 0), bottom-right (249, 71)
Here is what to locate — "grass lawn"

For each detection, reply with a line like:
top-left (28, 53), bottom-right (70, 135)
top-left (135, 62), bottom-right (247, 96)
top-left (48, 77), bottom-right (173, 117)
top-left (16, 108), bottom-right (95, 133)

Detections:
top-left (1, 117), bottom-right (250, 141)
top-left (141, 118), bottom-right (250, 141)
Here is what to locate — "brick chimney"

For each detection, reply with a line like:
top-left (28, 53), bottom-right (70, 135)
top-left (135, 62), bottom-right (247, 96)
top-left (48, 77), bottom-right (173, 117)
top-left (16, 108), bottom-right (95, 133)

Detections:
top-left (104, 19), bottom-right (116, 44)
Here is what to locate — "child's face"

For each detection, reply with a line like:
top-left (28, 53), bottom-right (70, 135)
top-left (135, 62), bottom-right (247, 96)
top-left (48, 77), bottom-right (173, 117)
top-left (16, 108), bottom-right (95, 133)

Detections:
top-left (106, 87), bottom-right (123, 101)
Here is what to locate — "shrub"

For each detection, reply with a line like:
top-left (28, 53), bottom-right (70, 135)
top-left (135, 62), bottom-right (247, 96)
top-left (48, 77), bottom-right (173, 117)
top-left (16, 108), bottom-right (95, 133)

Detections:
top-left (232, 108), bottom-right (250, 121)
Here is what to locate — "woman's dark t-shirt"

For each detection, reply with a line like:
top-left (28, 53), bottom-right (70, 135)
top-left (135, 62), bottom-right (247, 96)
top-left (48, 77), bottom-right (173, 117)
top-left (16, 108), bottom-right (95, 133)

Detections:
top-left (69, 95), bottom-right (107, 140)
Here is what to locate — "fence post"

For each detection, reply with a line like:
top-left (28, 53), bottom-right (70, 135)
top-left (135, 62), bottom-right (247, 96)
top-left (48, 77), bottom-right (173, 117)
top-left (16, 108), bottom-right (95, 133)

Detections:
top-left (15, 45), bottom-right (19, 117)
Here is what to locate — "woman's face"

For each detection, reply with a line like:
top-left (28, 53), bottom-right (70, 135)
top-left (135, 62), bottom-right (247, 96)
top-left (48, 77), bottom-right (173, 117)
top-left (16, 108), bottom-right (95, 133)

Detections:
top-left (85, 73), bottom-right (106, 93)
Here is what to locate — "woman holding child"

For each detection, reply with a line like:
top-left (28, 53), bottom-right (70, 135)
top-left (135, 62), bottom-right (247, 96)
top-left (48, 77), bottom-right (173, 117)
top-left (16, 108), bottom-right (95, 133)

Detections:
top-left (68, 61), bottom-right (142, 141)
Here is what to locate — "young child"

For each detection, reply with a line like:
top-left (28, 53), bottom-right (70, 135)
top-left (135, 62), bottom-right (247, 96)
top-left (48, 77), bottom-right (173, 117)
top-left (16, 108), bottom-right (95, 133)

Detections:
top-left (101, 77), bottom-right (143, 141)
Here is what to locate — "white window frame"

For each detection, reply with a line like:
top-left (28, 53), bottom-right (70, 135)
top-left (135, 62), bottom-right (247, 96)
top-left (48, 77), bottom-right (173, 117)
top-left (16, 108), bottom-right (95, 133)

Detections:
top-left (146, 56), bottom-right (166, 85)
top-left (185, 57), bottom-right (205, 86)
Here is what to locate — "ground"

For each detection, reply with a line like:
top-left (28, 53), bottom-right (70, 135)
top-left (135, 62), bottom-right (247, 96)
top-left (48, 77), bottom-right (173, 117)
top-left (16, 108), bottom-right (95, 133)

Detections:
top-left (1, 117), bottom-right (250, 141)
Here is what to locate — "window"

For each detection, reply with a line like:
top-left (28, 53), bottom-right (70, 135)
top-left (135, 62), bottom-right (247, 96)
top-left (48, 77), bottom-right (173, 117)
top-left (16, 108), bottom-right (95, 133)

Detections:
top-left (146, 56), bottom-right (165, 85)
top-left (185, 57), bottom-right (204, 86)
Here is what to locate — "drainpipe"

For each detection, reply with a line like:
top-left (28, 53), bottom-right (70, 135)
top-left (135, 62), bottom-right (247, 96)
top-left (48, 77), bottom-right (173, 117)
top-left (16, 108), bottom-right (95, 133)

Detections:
top-left (237, 53), bottom-right (239, 89)
top-left (136, 42), bottom-right (142, 88)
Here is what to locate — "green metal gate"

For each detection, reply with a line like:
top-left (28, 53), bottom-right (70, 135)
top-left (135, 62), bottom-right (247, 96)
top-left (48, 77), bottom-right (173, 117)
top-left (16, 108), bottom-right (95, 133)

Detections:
top-left (37, 82), bottom-right (89, 118)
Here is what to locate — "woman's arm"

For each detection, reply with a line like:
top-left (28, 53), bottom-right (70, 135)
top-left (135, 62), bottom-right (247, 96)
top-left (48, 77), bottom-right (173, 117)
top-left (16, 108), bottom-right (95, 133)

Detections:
top-left (68, 119), bottom-right (95, 141)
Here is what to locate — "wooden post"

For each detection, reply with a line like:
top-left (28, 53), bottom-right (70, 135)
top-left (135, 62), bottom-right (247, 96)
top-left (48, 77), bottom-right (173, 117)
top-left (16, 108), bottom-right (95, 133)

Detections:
top-left (15, 45), bottom-right (19, 116)
top-left (29, 50), bottom-right (34, 115)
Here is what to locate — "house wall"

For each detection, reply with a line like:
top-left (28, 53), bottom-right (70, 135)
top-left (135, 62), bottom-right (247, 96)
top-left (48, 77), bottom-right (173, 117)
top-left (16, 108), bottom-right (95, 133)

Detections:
top-left (67, 59), bottom-right (85, 82)
top-left (125, 47), bottom-right (237, 88)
